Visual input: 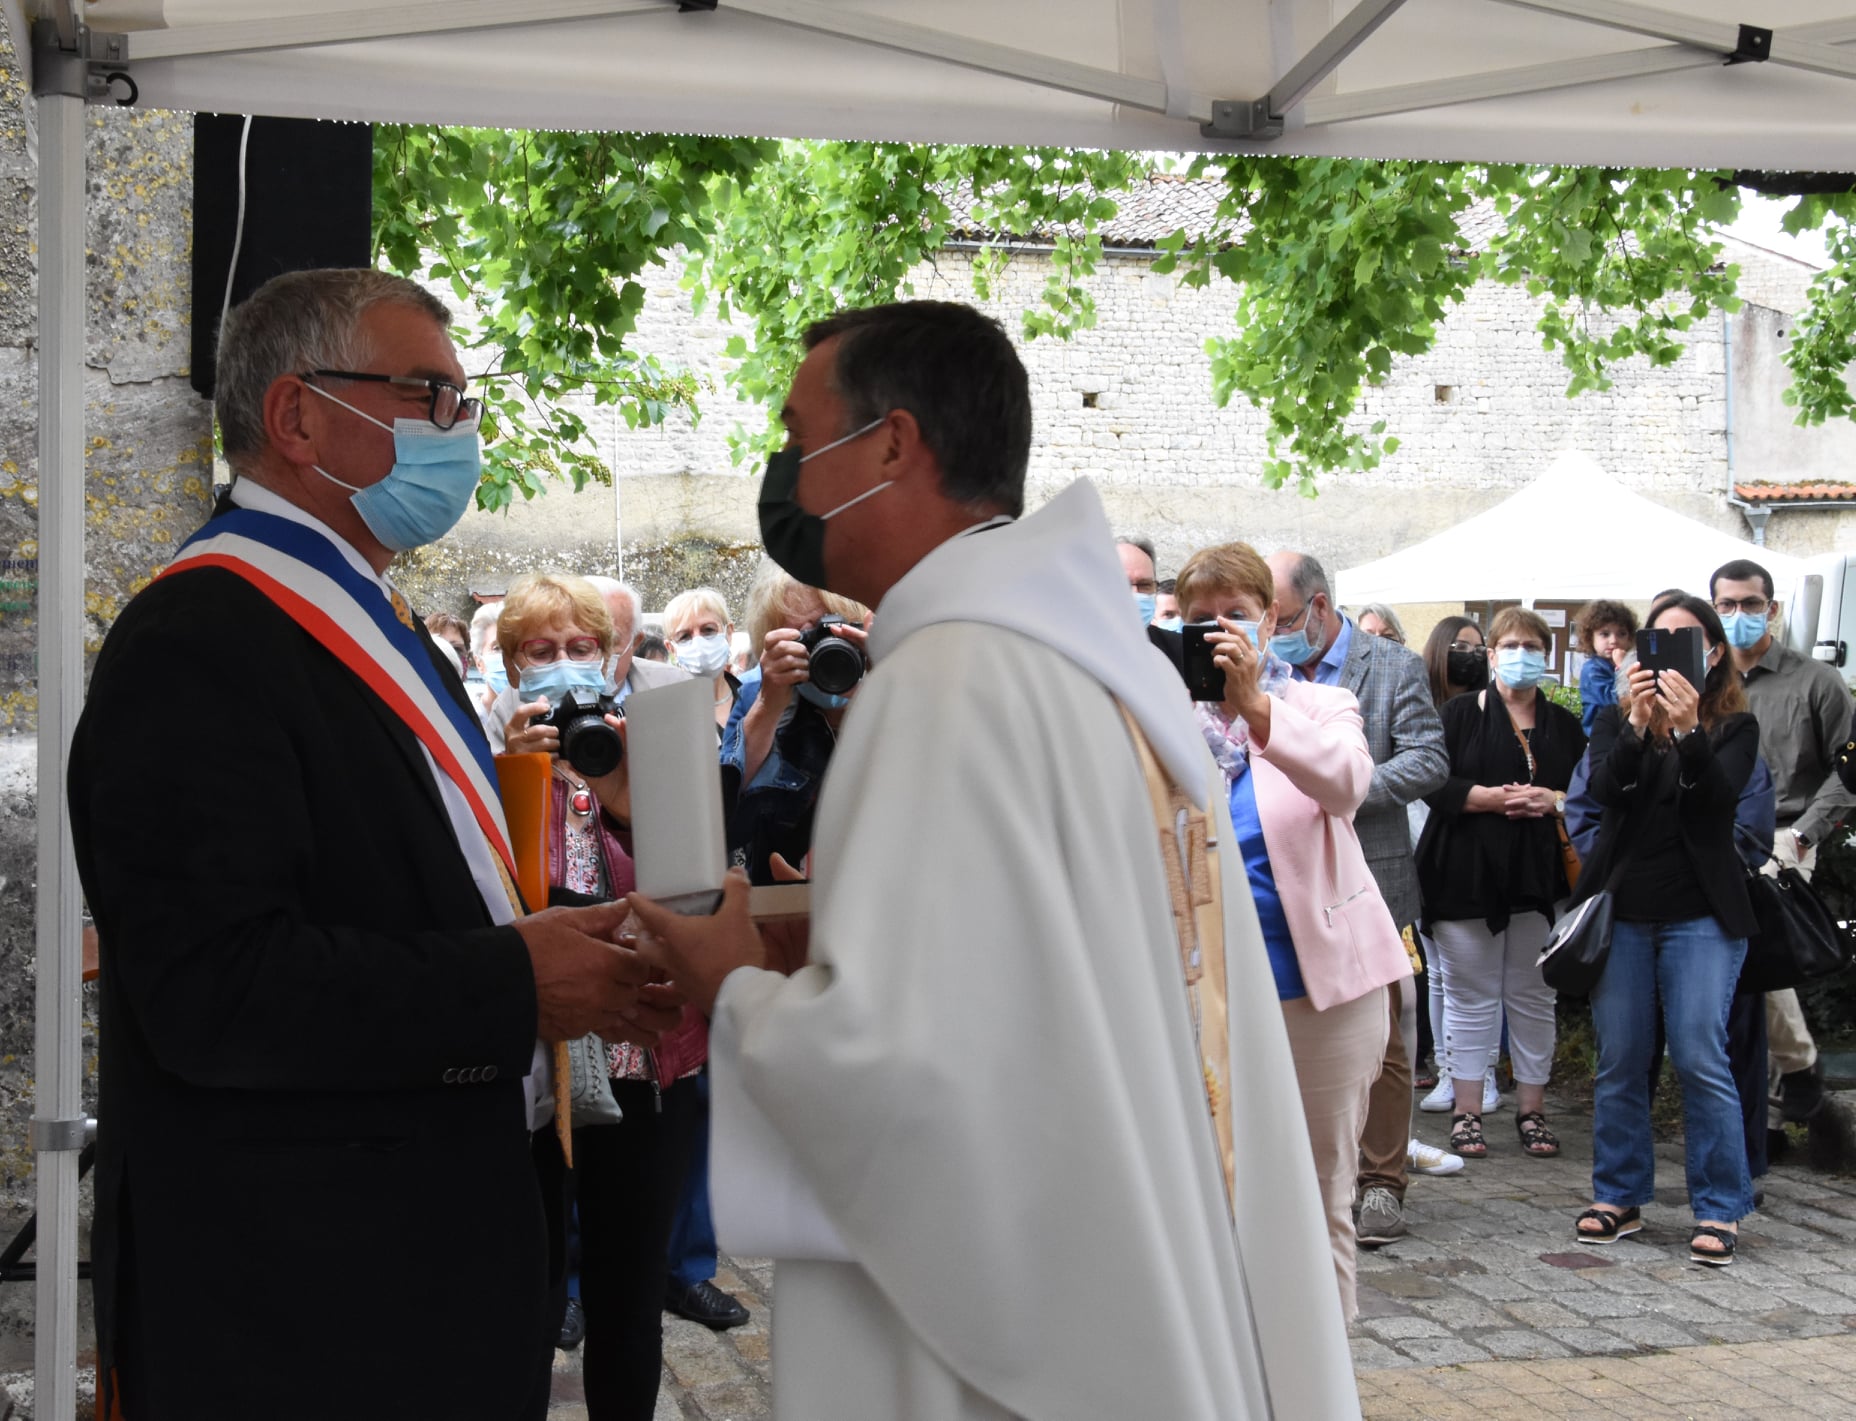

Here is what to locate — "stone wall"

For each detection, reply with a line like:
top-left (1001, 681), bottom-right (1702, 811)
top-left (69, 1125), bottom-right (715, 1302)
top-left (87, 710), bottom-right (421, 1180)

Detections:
top-left (428, 225), bottom-right (1856, 614)
top-left (0, 15), bottom-right (212, 1384)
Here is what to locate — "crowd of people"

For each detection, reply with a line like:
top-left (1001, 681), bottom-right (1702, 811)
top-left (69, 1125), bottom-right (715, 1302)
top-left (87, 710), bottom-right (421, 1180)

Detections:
top-left (67, 266), bottom-right (1852, 1421)
top-left (1120, 540), bottom-right (1851, 1280)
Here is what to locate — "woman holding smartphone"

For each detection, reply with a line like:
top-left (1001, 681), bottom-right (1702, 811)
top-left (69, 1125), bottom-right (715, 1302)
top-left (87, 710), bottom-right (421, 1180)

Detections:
top-left (1573, 593), bottom-right (1758, 1266)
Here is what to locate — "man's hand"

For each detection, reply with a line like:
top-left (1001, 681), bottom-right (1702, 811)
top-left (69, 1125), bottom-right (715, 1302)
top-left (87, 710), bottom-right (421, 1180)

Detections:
top-left (761, 851), bottom-right (813, 976)
top-left (515, 900), bottom-right (683, 1045)
top-left (626, 869), bottom-right (767, 1016)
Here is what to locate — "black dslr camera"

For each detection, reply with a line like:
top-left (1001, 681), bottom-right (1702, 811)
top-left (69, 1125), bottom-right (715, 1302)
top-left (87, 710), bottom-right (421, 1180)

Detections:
top-left (799, 615), bottom-right (868, 697)
top-left (539, 690), bottom-right (625, 778)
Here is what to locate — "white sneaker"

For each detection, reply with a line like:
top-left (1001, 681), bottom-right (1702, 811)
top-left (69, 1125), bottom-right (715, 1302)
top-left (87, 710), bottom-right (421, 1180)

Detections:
top-left (1418, 1078), bottom-right (1454, 1112)
top-left (1408, 1138), bottom-right (1465, 1176)
top-left (1482, 1067), bottom-right (1501, 1114)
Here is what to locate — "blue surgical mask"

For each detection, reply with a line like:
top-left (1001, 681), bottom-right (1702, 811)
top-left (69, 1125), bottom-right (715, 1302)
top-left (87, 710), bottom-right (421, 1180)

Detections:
top-left (484, 659), bottom-right (509, 697)
top-left (1496, 647), bottom-right (1549, 691)
top-left (1721, 610), bottom-right (1768, 650)
top-left (307, 383), bottom-right (483, 552)
top-left (1134, 592), bottom-right (1157, 628)
top-left (798, 681), bottom-right (851, 711)
top-left (1153, 616), bottom-right (1184, 634)
top-left (676, 632), bottom-right (732, 680)
top-left (518, 658), bottom-right (608, 708)
top-left (1268, 621), bottom-right (1319, 667)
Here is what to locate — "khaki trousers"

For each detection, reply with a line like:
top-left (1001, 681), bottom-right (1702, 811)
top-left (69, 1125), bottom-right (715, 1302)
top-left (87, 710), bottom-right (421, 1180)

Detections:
top-left (1280, 985), bottom-right (1389, 1325)
top-left (1357, 978), bottom-right (1415, 1202)
top-left (1764, 830), bottom-right (1820, 1078)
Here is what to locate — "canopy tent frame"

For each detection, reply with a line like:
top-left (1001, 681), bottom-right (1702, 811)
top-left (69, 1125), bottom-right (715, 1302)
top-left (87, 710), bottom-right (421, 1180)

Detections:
top-left (27, 7), bottom-right (89, 1418)
top-left (17, 1), bottom-right (1856, 1413)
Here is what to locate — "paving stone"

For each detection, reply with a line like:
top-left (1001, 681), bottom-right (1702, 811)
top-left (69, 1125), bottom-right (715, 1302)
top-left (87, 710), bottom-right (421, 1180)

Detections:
top-left (1393, 1337), bottom-right (1495, 1366)
top-left (1541, 1326), bottom-right (1641, 1355)
top-left (1478, 1328), bottom-right (1573, 1360)
top-left (1600, 1316), bottom-right (1703, 1348)
top-left (1363, 1314), bottom-right (1454, 1342)
top-left (1348, 1336), bottom-right (1406, 1370)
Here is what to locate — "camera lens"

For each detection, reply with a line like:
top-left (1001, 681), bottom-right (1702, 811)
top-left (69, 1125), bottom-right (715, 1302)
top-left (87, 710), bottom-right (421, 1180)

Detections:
top-left (807, 635), bottom-right (865, 696)
top-left (561, 714), bottom-right (623, 778)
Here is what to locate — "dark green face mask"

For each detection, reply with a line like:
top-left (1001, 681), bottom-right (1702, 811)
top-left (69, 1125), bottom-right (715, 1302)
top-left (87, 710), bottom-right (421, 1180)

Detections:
top-left (756, 418), bottom-right (887, 589)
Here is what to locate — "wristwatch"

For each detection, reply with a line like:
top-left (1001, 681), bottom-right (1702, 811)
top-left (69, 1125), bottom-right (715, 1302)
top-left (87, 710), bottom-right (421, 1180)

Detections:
top-left (1553, 792), bottom-right (1567, 816)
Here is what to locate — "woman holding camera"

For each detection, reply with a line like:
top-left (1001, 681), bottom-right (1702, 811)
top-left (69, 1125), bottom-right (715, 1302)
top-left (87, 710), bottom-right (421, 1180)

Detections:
top-left (1176, 542), bottom-right (1410, 1323)
top-left (723, 563), bottom-right (871, 884)
top-left (498, 572), bottom-right (707, 1419)
top-left (1574, 593), bottom-right (1757, 1266)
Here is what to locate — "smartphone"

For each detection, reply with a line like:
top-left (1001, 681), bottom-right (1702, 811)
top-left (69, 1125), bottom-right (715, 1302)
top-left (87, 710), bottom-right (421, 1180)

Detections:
top-left (1180, 622), bottom-right (1227, 701)
top-left (1634, 625), bottom-right (1705, 693)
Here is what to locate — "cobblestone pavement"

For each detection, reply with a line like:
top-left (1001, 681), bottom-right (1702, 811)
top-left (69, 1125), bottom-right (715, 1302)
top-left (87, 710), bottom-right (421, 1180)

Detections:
top-left (546, 1090), bottom-right (1856, 1420)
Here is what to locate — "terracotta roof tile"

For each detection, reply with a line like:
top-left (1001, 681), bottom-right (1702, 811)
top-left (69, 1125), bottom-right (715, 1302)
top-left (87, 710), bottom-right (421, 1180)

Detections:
top-left (1733, 481), bottom-right (1856, 503)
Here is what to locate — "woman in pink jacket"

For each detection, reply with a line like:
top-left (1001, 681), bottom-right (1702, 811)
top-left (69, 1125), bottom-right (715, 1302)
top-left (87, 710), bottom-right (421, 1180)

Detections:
top-left (1177, 543), bottom-right (1414, 1322)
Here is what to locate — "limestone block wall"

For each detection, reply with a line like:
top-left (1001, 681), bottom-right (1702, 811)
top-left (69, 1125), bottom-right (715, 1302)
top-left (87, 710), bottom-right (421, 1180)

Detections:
top-left (429, 225), bottom-right (1856, 612)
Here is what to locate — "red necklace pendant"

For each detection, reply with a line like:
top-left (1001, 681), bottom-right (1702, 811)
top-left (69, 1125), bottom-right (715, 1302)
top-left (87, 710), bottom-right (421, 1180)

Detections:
top-left (569, 786), bottom-right (595, 818)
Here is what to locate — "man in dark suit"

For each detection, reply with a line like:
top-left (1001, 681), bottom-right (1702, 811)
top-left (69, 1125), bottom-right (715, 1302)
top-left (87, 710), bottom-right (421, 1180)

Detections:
top-left (67, 269), bottom-right (677, 1420)
top-left (1265, 551), bottom-right (1448, 1249)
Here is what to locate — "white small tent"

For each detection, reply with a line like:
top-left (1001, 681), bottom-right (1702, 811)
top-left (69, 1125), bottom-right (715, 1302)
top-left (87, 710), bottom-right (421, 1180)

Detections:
top-left (1336, 452), bottom-right (1799, 606)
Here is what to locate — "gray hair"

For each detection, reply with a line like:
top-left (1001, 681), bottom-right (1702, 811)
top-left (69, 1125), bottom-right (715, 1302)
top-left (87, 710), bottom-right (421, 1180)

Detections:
top-left (468, 601), bottom-right (501, 655)
top-left (215, 268), bottom-right (451, 473)
top-left (1278, 552), bottom-right (1332, 606)
top-left (583, 576), bottom-right (643, 641)
top-left (1116, 535), bottom-right (1157, 569)
top-left (1355, 602), bottom-right (1407, 643)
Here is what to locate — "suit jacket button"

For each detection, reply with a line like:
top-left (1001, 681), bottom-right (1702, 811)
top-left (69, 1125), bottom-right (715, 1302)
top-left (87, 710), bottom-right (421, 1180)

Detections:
top-left (442, 1068), bottom-right (458, 1084)
top-left (482, 1065), bottom-right (498, 1082)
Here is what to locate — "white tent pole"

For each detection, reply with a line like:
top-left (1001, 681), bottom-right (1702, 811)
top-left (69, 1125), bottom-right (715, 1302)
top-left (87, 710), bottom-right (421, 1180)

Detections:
top-left (1497, 0), bottom-right (1856, 82)
top-left (28, 13), bottom-right (88, 1421)
top-left (724, 0), bottom-right (1180, 114)
top-left (1303, 14), bottom-right (1856, 128)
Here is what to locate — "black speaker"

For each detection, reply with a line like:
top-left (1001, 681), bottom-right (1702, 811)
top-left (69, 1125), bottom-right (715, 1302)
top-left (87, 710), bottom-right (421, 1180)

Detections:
top-left (190, 113), bottom-right (375, 399)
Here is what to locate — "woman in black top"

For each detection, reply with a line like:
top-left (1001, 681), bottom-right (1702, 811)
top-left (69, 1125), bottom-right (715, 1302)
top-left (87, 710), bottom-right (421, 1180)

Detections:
top-left (1415, 608), bottom-right (1585, 1161)
top-left (1573, 593), bottom-right (1757, 1266)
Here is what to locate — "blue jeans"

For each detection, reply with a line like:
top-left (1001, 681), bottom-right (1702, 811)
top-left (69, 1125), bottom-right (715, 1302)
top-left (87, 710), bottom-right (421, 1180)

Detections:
top-left (1590, 916), bottom-right (1752, 1222)
top-left (665, 1068), bottom-right (719, 1289)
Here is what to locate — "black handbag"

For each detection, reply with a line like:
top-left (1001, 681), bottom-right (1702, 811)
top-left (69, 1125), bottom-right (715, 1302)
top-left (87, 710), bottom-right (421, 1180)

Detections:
top-left (1537, 887), bottom-right (1616, 995)
top-left (1739, 848), bottom-right (1854, 993)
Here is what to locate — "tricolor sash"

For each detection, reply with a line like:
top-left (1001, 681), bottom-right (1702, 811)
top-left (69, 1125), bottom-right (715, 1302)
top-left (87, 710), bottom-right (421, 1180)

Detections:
top-left (161, 508), bottom-right (519, 888)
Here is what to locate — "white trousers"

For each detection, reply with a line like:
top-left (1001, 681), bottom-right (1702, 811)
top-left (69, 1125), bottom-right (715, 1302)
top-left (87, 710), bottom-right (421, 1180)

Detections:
top-left (1430, 912), bottom-right (1558, 1089)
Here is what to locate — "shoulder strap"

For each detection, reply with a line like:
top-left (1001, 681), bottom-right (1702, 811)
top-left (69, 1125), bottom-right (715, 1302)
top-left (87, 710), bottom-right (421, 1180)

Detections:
top-left (1117, 703), bottom-right (1233, 1209)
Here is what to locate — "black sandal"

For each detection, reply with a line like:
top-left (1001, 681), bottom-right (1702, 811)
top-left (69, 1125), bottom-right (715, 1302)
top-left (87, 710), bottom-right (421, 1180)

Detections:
top-left (1449, 1111), bottom-right (1486, 1158)
top-left (1575, 1206), bottom-right (1642, 1244)
top-left (1690, 1225), bottom-right (1737, 1267)
top-left (1517, 1111), bottom-right (1560, 1157)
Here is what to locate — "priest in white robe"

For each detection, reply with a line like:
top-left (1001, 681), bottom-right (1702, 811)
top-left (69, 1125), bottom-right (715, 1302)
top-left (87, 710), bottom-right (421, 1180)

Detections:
top-left (626, 300), bottom-right (1358, 1421)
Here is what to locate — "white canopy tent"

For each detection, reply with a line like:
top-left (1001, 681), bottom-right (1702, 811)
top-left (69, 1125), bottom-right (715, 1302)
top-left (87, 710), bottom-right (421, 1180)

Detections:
top-left (13, 0), bottom-right (1856, 1409)
top-left (1336, 451), bottom-right (1801, 605)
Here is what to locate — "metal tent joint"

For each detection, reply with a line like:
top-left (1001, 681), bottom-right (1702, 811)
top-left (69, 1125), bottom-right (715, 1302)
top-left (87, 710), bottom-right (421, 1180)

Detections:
top-left (29, 20), bottom-right (135, 105)
top-left (1727, 24), bottom-right (1772, 65)
top-left (1202, 97), bottom-right (1281, 140)
top-left (29, 1118), bottom-right (94, 1155)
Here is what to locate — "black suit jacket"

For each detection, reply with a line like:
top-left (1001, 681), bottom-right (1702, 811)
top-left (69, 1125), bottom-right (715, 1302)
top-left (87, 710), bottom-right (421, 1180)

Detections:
top-left (68, 558), bottom-right (550, 1419)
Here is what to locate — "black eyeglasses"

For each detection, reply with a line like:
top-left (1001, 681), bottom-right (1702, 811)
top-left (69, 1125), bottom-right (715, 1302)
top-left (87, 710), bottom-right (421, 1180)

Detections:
top-left (302, 370), bottom-right (482, 431)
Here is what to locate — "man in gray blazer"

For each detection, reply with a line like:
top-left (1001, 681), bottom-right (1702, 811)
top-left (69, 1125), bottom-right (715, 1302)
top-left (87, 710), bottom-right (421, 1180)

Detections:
top-left (1266, 552), bottom-right (1448, 1248)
